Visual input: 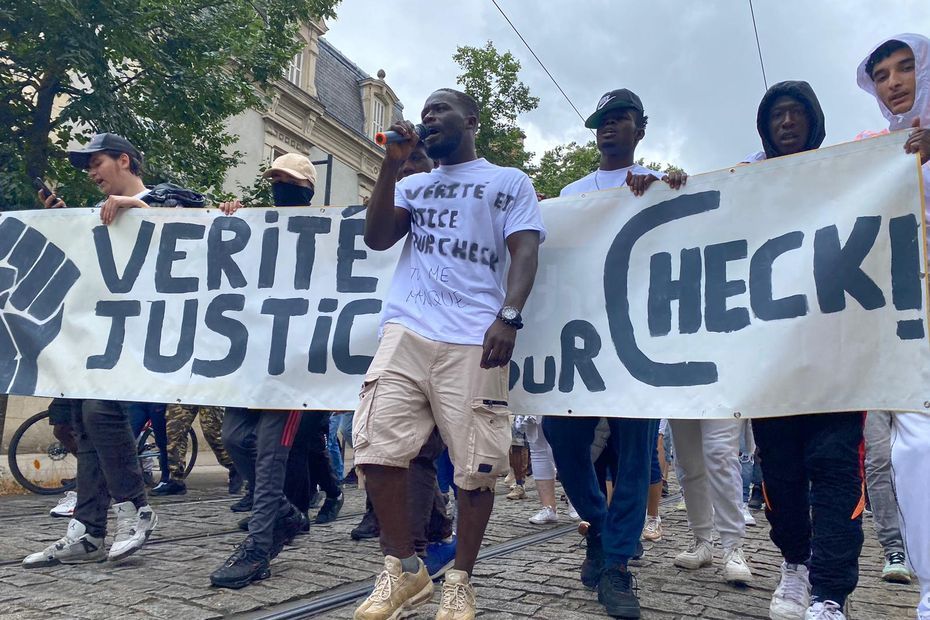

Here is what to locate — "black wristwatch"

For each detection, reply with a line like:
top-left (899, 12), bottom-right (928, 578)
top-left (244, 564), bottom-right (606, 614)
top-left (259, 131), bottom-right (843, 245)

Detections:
top-left (497, 306), bottom-right (524, 329)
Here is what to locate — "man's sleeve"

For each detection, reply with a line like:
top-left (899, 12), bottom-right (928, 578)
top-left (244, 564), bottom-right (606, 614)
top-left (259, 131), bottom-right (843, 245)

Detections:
top-left (504, 172), bottom-right (547, 243)
top-left (393, 178), bottom-right (413, 212)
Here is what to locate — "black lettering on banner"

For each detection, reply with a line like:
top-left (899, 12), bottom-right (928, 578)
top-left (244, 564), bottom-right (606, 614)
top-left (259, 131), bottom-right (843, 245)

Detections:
top-left (647, 248), bottom-right (702, 336)
top-left (749, 231), bottom-right (808, 321)
top-left (144, 299), bottom-right (197, 372)
top-left (814, 216), bottom-right (885, 313)
top-left (261, 298), bottom-right (310, 375)
top-left (93, 222), bottom-right (154, 293)
top-left (523, 355), bottom-right (556, 394)
top-left (704, 240), bottom-right (750, 333)
top-left (259, 211), bottom-right (279, 289)
top-left (155, 222), bottom-right (205, 294)
top-left (889, 214), bottom-right (925, 340)
top-left (332, 298), bottom-right (381, 374)
top-left (192, 294), bottom-right (248, 378)
top-left (207, 217), bottom-right (250, 290)
top-left (86, 300), bottom-right (141, 369)
top-left (508, 360), bottom-right (520, 390)
top-left (337, 219), bottom-right (377, 293)
top-left (308, 298), bottom-right (338, 373)
top-left (558, 320), bottom-right (605, 393)
top-left (288, 216), bottom-right (332, 290)
top-left (604, 191), bottom-right (721, 387)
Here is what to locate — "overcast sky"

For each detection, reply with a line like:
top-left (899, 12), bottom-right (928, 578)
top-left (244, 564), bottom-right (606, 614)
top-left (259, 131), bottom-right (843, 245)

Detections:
top-left (323, 1), bottom-right (929, 174)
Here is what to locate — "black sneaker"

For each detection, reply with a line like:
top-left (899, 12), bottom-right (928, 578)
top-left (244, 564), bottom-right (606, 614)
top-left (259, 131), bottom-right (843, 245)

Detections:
top-left (237, 516), bottom-right (250, 532)
top-left (315, 493), bottom-right (344, 524)
top-left (350, 509), bottom-right (380, 540)
top-left (270, 505), bottom-right (302, 559)
top-left (228, 467), bottom-right (244, 495)
top-left (581, 531), bottom-right (605, 589)
top-left (230, 492), bottom-right (253, 513)
top-left (150, 479), bottom-right (187, 496)
top-left (632, 541), bottom-right (644, 561)
top-left (299, 511), bottom-right (310, 533)
top-left (308, 489), bottom-right (322, 509)
top-left (748, 485), bottom-right (764, 511)
top-left (598, 564), bottom-right (640, 618)
top-left (210, 536), bottom-right (270, 589)
top-left (343, 469), bottom-right (359, 487)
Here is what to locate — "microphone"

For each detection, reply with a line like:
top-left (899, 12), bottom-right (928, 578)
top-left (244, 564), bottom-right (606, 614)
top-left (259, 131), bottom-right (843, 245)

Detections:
top-left (375, 124), bottom-right (429, 146)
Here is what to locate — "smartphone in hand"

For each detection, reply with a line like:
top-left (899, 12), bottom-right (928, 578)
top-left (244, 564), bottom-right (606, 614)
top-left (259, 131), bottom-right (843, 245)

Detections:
top-left (32, 177), bottom-right (54, 198)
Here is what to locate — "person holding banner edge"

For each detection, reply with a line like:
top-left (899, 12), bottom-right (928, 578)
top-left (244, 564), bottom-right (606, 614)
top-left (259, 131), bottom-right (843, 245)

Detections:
top-left (742, 81), bottom-right (866, 620)
top-left (857, 33), bottom-right (930, 620)
top-left (352, 87), bottom-right (544, 620)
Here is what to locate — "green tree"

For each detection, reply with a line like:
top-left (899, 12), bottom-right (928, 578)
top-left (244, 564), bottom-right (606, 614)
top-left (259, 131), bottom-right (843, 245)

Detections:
top-left (635, 157), bottom-right (685, 175)
top-left (532, 141), bottom-right (598, 198)
top-left (0, 0), bottom-right (339, 210)
top-left (453, 42), bottom-right (539, 170)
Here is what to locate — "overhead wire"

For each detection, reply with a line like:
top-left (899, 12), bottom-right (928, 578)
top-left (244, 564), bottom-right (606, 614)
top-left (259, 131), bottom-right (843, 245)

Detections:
top-left (748, 0), bottom-right (769, 90)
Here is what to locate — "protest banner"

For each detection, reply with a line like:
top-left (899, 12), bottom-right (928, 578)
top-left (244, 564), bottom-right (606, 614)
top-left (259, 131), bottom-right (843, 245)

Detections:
top-left (0, 132), bottom-right (925, 418)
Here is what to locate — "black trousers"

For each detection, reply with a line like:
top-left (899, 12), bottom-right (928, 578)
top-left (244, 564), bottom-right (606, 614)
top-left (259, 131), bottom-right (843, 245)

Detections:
top-left (752, 412), bottom-right (865, 606)
top-left (284, 412), bottom-right (341, 512)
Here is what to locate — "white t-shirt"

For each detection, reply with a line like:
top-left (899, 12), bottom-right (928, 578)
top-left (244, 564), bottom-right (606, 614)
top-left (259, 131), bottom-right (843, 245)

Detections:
top-left (559, 164), bottom-right (663, 197)
top-left (380, 158), bottom-right (546, 345)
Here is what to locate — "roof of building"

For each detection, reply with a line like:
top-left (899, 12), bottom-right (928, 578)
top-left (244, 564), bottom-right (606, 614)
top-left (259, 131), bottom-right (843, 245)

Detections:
top-left (315, 38), bottom-right (404, 140)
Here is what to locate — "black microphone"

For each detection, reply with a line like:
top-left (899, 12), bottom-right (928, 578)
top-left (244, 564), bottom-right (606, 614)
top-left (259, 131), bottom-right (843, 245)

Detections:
top-left (375, 123), bottom-right (429, 146)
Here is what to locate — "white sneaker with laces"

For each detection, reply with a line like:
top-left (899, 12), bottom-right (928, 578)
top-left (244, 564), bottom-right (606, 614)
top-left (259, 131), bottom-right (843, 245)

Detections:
top-left (770, 562), bottom-right (812, 620)
top-left (722, 547), bottom-right (753, 584)
top-left (804, 600), bottom-right (846, 620)
top-left (23, 519), bottom-right (105, 568)
top-left (742, 503), bottom-right (757, 526)
top-left (674, 538), bottom-right (713, 569)
top-left (436, 569), bottom-right (477, 620)
top-left (567, 501), bottom-right (580, 521)
top-left (49, 491), bottom-right (77, 518)
top-left (107, 502), bottom-right (157, 561)
top-left (528, 505), bottom-right (558, 525)
top-left (642, 515), bottom-right (662, 541)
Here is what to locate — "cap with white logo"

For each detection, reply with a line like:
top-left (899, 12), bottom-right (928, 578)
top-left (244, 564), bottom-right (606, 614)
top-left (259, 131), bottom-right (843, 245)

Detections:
top-left (585, 89), bottom-right (644, 129)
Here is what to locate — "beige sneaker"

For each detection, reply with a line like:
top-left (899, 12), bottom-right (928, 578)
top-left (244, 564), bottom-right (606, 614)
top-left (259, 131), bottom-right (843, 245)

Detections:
top-left (642, 516), bottom-right (662, 541)
top-left (506, 484), bottom-right (526, 500)
top-left (354, 556), bottom-right (433, 620)
top-left (436, 569), bottom-right (476, 620)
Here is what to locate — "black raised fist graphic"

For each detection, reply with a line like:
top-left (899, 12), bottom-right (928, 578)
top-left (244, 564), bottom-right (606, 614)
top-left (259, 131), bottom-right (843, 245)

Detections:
top-left (0, 216), bottom-right (81, 393)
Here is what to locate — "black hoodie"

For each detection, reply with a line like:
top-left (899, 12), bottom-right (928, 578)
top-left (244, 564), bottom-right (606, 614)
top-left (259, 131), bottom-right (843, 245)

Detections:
top-left (756, 80), bottom-right (826, 159)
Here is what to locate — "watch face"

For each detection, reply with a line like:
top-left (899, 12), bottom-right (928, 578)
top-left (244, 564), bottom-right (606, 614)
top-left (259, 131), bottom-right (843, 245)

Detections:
top-left (501, 307), bottom-right (519, 320)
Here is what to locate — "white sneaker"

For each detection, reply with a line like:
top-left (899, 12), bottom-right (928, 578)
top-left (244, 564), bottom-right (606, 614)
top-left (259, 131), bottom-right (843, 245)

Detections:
top-left (742, 503), bottom-right (757, 526)
top-left (49, 491), bottom-right (77, 518)
top-left (770, 562), bottom-right (811, 620)
top-left (23, 519), bottom-right (105, 568)
top-left (567, 501), bottom-right (580, 521)
top-left (642, 515), bottom-right (663, 541)
top-left (805, 600), bottom-right (846, 620)
top-left (107, 502), bottom-right (157, 561)
top-left (436, 569), bottom-right (477, 620)
top-left (529, 505), bottom-right (558, 525)
top-left (674, 538), bottom-right (713, 569)
top-left (722, 547), bottom-right (753, 584)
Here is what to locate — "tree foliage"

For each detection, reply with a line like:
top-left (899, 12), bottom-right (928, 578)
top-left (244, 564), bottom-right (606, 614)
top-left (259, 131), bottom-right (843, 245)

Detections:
top-left (532, 140), bottom-right (598, 199)
top-left (0, 0), bottom-right (339, 210)
top-left (453, 42), bottom-right (539, 171)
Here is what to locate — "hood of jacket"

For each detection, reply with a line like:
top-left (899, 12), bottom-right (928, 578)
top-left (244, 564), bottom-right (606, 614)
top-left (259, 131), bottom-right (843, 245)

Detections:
top-left (857, 33), bottom-right (930, 131)
top-left (756, 80), bottom-right (826, 158)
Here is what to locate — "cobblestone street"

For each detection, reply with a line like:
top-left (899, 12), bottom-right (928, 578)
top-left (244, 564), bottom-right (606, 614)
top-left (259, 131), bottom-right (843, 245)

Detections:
top-left (0, 471), bottom-right (919, 619)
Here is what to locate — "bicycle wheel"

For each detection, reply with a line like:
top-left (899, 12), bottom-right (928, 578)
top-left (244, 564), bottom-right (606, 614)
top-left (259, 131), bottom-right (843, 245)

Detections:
top-left (183, 428), bottom-right (198, 477)
top-left (8, 411), bottom-right (78, 495)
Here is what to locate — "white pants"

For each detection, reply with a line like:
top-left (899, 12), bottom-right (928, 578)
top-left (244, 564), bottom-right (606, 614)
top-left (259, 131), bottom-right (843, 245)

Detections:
top-left (526, 418), bottom-right (557, 481)
top-left (891, 413), bottom-right (930, 619)
top-left (670, 418), bottom-right (746, 550)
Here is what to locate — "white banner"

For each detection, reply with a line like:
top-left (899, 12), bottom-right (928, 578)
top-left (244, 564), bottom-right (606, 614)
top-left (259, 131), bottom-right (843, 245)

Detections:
top-left (0, 132), bottom-right (927, 418)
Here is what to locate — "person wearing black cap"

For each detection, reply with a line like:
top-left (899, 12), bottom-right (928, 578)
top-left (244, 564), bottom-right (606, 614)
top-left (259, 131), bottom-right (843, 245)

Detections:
top-left (742, 82), bottom-right (865, 620)
top-left (543, 88), bottom-right (686, 620)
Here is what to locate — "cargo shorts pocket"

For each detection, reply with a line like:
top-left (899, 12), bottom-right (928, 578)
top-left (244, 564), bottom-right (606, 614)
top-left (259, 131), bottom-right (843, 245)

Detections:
top-left (351, 374), bottom-right (379, 450)
top-left (466, 399), bottom-right (512, 485)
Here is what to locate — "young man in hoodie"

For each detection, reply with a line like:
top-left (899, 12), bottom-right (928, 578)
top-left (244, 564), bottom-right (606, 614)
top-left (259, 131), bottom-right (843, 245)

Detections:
top-left (745, 82), bottom-right (866, 620)
top-left (858, 33), bottom-right (930, 620)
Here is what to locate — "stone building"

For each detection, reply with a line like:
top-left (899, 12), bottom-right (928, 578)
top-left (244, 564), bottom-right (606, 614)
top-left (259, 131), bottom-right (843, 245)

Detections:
top-left (222, 20), bottom-right (403, 206)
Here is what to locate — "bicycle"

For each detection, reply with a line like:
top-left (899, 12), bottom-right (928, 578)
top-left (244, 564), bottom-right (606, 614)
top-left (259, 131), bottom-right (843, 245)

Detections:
top-left (7, 410), bottom-right (198, 495)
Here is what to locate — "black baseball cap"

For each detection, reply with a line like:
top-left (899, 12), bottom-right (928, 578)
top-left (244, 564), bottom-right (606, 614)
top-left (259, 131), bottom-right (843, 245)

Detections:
top-left (68, 133), bottom-right (143, 170)
top-left (584, 89), bottom-right (645, 129)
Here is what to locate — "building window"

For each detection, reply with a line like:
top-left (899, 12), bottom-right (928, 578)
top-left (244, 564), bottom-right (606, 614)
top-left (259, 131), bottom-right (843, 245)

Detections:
top-left (370, 98), bottom-right (385, 138)
top-left (286, 51), bottom-right (303, 87)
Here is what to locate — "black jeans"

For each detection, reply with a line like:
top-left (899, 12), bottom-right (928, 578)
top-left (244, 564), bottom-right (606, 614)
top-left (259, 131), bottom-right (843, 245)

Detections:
top-left (74, 400), bottom-right (148, 538)
top-left (753, 412), bottom-right (865, 606)
top-left (284, 411), bottom-right (341, 512)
